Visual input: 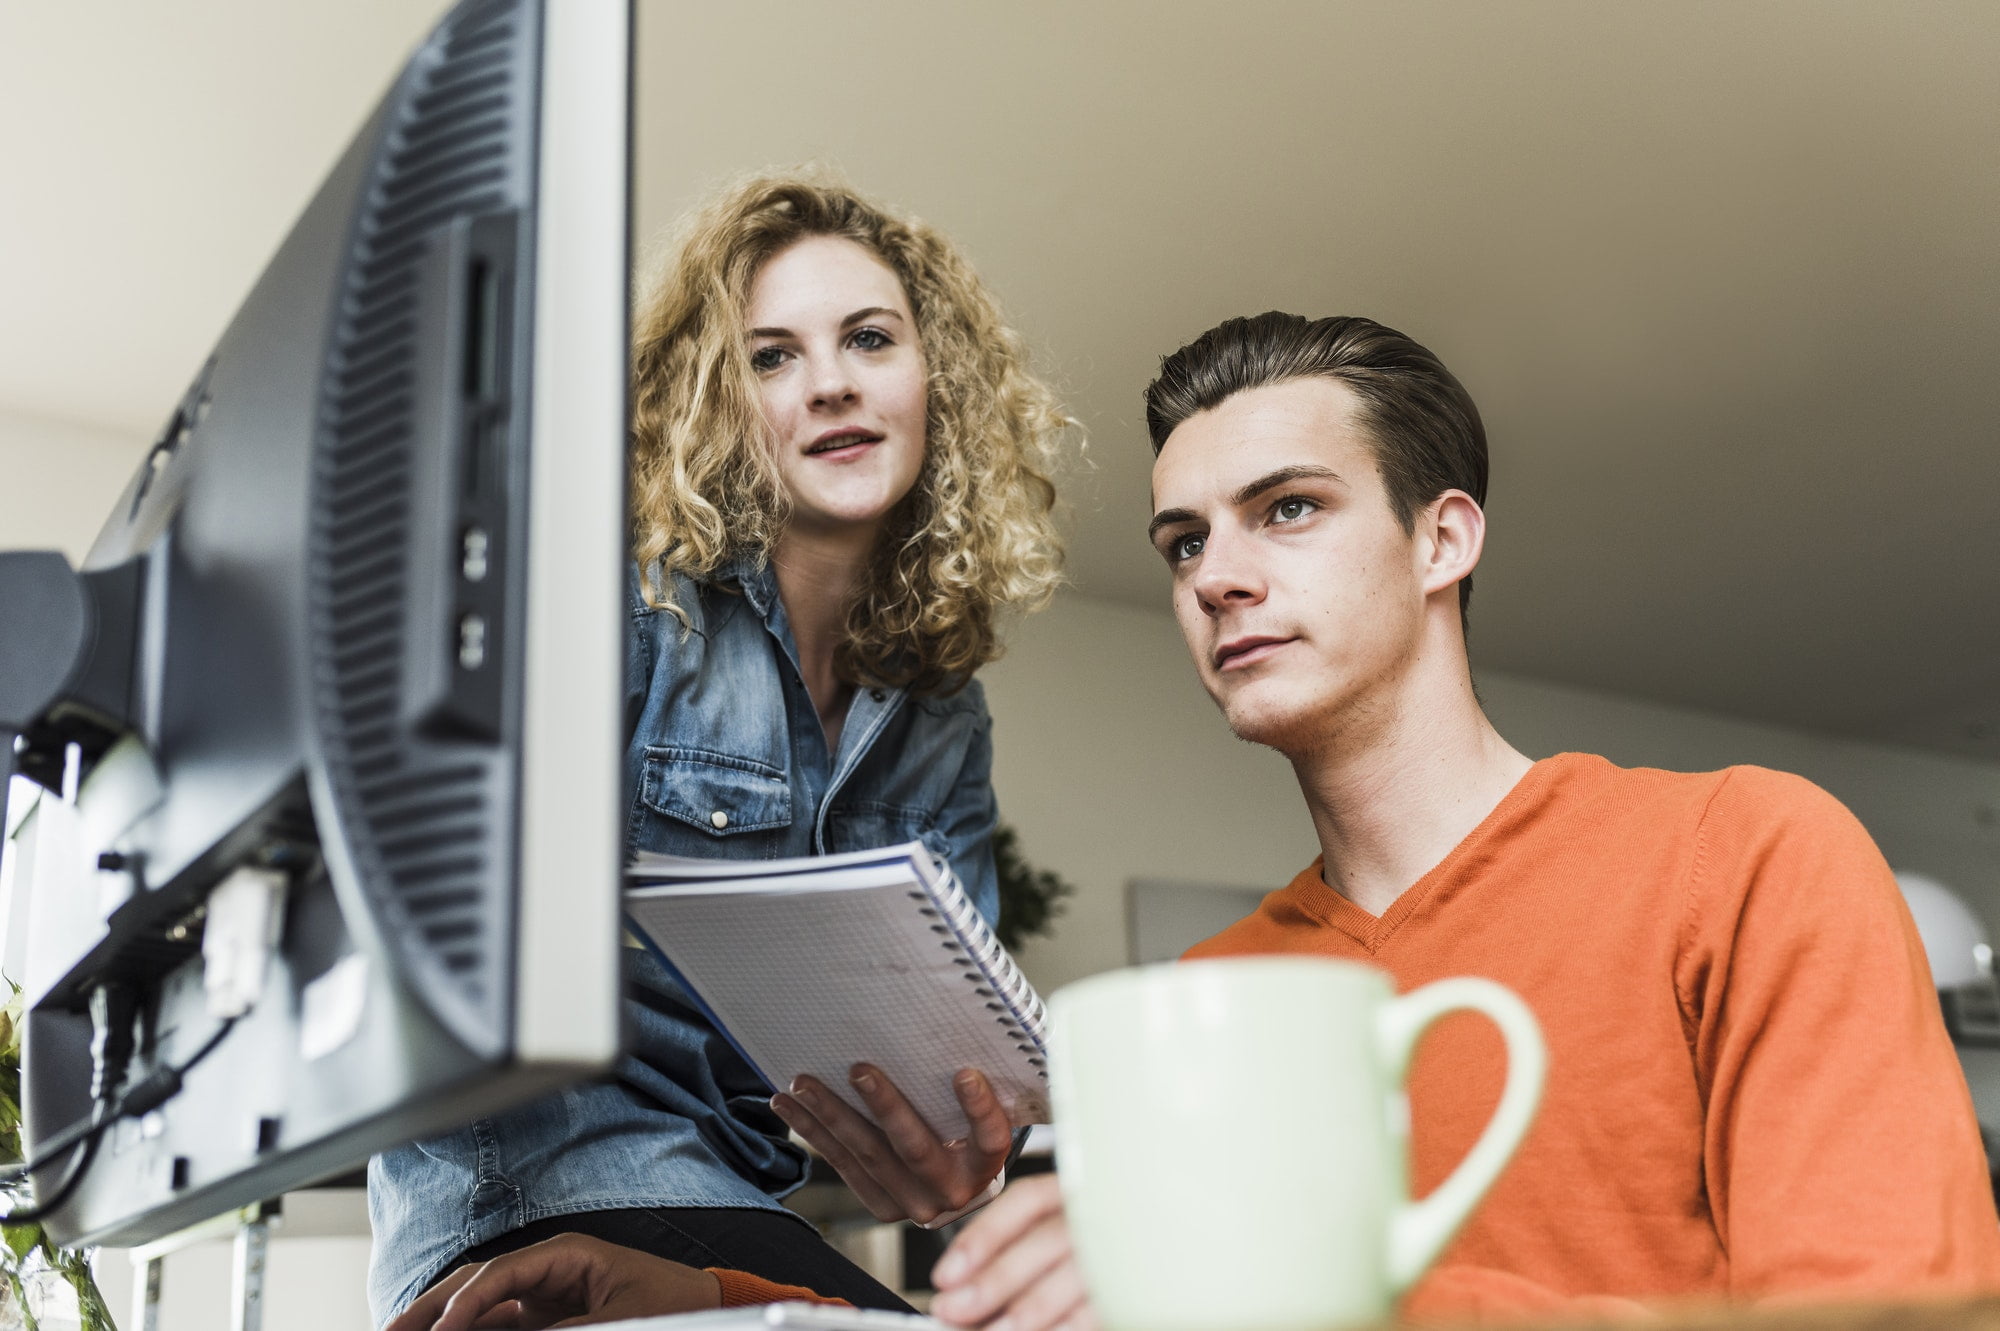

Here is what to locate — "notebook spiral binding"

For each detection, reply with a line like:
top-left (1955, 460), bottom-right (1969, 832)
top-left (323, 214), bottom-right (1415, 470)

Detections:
top-left (915, 858), bottom-right (1050, 1081)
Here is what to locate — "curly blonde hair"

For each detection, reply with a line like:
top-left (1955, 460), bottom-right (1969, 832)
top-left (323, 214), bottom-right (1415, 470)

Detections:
top-left (630, 172), bottom-right (1074, 694)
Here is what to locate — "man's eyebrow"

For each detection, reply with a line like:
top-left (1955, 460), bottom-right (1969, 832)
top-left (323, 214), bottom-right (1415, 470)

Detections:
top-left (1147, 507), bottom-right (1200, 544)
top-left (1148, 465), bottom-right (1344, 544)
top-left (1229, 464), bottom-right (1342, 507)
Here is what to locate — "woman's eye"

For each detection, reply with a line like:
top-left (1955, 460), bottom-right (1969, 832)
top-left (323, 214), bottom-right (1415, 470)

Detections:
top-left (749, 346), bottom-right (787, 373)
top-left (1170, 532), bottom-right (1206, 562)
top-left (849, 327), bottom-right (891, 351)
top-left (1272, 496), bottom-right (1317, 523)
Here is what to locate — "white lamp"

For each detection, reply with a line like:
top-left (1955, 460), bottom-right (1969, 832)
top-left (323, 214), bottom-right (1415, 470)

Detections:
top-left (1896, 870), bottom-right (1994, 989)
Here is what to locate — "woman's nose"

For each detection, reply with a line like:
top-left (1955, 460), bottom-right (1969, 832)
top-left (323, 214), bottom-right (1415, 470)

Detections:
top-left (808, 353), bottom-right (858, 408)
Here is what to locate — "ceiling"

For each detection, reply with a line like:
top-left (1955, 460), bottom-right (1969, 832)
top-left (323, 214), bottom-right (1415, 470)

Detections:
top-left (3, 2), bottom-right (1997, 757)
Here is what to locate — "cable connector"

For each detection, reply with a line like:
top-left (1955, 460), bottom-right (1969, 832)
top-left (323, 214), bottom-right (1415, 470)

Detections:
top-left (117, 1065), bottom-right (186, 1120)
top-left (87, 981), bottom-right (140, 1104)
top-left (202, 865), bottom-right (287, 1020)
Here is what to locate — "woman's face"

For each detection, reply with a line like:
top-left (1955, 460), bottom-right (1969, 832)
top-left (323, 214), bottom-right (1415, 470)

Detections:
top-left (746, 235), bottom-right (928, 545)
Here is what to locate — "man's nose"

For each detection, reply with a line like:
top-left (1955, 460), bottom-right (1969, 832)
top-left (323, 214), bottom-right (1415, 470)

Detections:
top-left (1192, 529), bottom-right (1265, 617)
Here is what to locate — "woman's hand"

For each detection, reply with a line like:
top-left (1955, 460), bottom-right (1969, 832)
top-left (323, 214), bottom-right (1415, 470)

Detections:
top-left (929, 1174), bottom-right (1095, 1331)
top-left (771, 1063), bottom-right (1014, 1225)
top-left (383, 1234), bottom-right (722, 1330)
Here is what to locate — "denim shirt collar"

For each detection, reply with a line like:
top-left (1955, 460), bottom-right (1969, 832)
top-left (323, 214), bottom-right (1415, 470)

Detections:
top-left (716, 555), bottom-right (907, 785)
top-left (722, 555), bottom-right (780, 623)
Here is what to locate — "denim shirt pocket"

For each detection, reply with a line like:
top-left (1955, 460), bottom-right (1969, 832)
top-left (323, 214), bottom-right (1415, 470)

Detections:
top-left (640, 746), bottom-right (792, 841)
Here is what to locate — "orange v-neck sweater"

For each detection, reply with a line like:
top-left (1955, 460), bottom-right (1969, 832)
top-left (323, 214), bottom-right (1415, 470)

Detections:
top-left (1185, 753), bottom-right (2000, 1317)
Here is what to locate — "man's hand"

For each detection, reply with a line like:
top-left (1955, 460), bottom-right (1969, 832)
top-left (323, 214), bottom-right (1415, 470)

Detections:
top-left (770, 1063), bottom-right (1013, 1225)
top-left (928, 1174), bottom-right (1094, 1331)
top-left (383, 1234), bottom-right (722, 1330)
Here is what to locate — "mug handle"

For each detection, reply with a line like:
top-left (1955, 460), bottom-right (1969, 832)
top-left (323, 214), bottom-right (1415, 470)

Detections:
top-left (1376, 976), bottom-right (1547, 1293)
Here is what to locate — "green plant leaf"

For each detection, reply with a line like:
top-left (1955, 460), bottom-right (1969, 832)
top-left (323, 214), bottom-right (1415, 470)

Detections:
top-left (0, 980), bottom-right (75, 1331)
top-left (991, 821), bottom-right (1074, 953)
top-left (60, 1251), bottom-right (114, 1331)
top-left (0, 978), bottom-right (22, 1171)
top-left (3, 1221), bottom-right (39, 1261)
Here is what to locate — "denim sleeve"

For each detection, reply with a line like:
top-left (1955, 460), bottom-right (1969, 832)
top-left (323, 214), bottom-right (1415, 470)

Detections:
top-left (624, 565), bottom-right (658, 813)
top-left (935, 684), bottom-right (1001, 925)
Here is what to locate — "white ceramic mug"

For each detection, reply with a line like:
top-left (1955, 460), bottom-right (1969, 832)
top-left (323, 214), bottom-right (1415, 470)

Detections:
top-left (1048, 956), bottom-right (1545, 1331)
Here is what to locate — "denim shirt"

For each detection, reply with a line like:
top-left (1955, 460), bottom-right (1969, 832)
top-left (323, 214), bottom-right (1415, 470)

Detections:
top-left (366, 560), bottom-right (1001, 1324)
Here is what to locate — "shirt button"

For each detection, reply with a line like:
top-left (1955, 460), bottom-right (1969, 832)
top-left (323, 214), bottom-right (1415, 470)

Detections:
top-left (870, 689), bottom-right (886, 702)
top-left (710, 811), bottom-right (729, 830)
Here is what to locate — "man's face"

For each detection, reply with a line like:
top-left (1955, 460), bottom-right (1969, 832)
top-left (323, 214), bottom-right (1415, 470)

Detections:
top-left (1148, 377), bottom-right (1430, 754)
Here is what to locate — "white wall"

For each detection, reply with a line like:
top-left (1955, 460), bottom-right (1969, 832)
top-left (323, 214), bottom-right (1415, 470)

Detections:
top-left (86, 1193), bottom-right (375, 1331)
top-left (0, 410), bottom-right (148, 559)
top-left (984, 592), bottom-right (2000, 994)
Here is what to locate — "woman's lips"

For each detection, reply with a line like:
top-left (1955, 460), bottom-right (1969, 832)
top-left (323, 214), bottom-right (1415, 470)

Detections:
top-left (805, 439), bottom-right (878, 462)
top-left (805, 429), bottom-right (884, 458)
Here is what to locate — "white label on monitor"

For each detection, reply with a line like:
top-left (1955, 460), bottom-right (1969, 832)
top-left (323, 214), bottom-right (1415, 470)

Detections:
top-left (300, 953), bottom-right (370, 1062)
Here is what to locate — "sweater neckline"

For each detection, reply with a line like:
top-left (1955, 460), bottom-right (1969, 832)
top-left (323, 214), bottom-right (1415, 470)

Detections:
top-left (1290, 752), bottom-right (1592, 952)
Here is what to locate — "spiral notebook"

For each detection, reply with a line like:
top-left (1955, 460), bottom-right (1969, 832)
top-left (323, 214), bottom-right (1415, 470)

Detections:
top-left (623, 842), bottom-right (1050, 1139)
top-left (609, 1305), bottom-right (939, 1329)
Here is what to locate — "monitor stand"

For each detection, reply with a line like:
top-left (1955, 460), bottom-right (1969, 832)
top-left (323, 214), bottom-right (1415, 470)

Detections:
top-left (125, 1198), bottom-right (278, 1331)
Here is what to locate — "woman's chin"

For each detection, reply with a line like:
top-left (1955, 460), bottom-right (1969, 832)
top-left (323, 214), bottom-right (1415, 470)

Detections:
top-left (789, 483), bottom-right (919, 536)
top-left (784, 501), bottom-right (898, 545)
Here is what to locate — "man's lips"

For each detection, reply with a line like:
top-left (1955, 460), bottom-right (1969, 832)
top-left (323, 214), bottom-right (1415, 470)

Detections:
top-left (805, 429), bottom-right (884, 457)
top-left (1214, 635), bottom-right (1294, 671)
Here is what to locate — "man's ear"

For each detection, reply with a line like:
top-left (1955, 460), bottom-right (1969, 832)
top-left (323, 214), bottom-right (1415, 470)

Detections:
top-left (1418, 490), bottom-right (1485, 599)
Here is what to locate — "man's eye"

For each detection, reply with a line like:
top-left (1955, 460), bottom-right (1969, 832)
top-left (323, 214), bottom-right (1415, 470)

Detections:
top-left (1272, 496), bottom-right (1317, 523)
top-left (849, 327), bottom-right (891, 351)
top-left (749, 346), bottom-right (787, 373)
top-left (1170, 532), bottom-right (1206, 562)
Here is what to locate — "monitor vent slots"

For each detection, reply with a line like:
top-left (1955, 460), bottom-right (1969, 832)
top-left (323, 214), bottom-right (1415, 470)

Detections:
top-left (305, 0), bottom-right (529, 1060)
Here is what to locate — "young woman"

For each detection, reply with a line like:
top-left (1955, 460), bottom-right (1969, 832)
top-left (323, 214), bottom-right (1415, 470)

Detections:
top-left (368, 174), bottom-right (1073, 1326)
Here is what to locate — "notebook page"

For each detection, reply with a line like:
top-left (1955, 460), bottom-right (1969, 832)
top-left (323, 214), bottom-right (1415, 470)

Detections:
top-left (624, 877), bottom-right (1049, 1139)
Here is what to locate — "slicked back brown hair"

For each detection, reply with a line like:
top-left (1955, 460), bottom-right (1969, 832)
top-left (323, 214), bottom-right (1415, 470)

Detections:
top-left (1143, 312), bottom-right (1488, 628)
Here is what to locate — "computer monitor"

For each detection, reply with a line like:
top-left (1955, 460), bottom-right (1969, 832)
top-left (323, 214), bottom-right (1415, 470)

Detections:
top-left (0, 0), bottom-right (630, 1247)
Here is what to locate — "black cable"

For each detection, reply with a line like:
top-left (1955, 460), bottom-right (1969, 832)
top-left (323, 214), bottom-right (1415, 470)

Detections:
top-left (118, 1015), bottom-right (238, 1119)
top-left (0, 1014), bottom-right (238, 1224)
top-left (0, 1103), bottom-right (102, 1182)
top-left (0, 1107), bottom-right (109, 1227)
top-left (88, 982), bottom-right (139, 1105)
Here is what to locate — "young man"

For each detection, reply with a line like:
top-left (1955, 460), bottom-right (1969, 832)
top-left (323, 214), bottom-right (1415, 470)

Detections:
top-left (926, 313), bottom-right (2000, 1329)
top-left (386, 315), bottom-right (2000, 1330)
